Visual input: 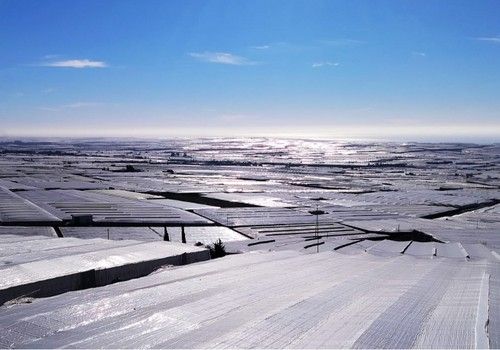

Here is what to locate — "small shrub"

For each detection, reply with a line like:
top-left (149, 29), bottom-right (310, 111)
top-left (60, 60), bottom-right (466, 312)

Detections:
top-left (206, 239), bottom-right (226, 259)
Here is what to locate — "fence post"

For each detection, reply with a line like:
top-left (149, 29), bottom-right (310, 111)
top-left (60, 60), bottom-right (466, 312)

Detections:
top-left (181, 226), bottom-right (186, 243)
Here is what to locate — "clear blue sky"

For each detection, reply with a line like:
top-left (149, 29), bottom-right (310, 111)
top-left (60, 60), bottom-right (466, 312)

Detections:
top-left (1, 0), bottom-right (499, 141)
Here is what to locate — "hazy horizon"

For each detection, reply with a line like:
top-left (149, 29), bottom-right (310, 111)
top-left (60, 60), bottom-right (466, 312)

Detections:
top-left (1, 132), bottom-right (499, 145)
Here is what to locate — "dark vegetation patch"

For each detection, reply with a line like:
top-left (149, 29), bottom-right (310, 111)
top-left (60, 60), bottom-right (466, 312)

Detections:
top-left (148, 191), bottom-right (259, 208)
top-left (365, 230), bottom-right (441, 243)
top-left (110, 164), bottom-right (142, 172)
top-left (206, 239), bottom-right (226, 258)
top-left (422, 199), bottom-right (500, 219)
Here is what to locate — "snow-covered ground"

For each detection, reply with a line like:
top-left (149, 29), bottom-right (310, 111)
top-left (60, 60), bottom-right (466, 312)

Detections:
top-left (0, 138), bottom-right (498, 348)
top-left (0, 234), bottom-right (210, 305)
top-left (0, 250), bottom-right (497, 348)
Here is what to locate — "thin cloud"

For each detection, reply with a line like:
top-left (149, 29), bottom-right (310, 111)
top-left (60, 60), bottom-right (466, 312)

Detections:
top-left (412, 51), bottom-right (427, 57)
top-left (318, 38), bottom-right (365, 46)
top-left (250, 45), bottom-right (270, 50)
top-left (475, 36), bottom-right (500, 43)
top-left (38, 102), bottom-right (105, 112)
top-left (189, 52), bottom-right (257, 65)
top-left (249, 41), bottom-right (315, 52)
top-left (312, 61), bottom-right (340, 68)
top-left (41, 59), bottom-right (108, 68)
top-left (64, 102), bottom-right (104, 108)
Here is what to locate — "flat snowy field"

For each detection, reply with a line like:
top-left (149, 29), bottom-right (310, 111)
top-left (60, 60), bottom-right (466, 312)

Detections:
top-left (0, 250), bottom-right (498, 348)
top-left (0, 138), bottom-right (498, 348)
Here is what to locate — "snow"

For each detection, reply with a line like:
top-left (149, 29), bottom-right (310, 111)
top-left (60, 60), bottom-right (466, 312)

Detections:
top-left (60, 226), bottom-right (246, 245)
top-left (366, 240), bottom-right (412, 256)
top-left (0, 187), bottom-right (61, 224)
top-left (16, 189), bottom-right (212, 225)
top-left (194, 207), bottom-right (318, 227)
top-left (436, 242), bottom-right (469, 259)
top-left (0, 139), bottom-right (499, 348)
top-left (0, 235), bottom-right (210, 305)
top-left (0, 250), bottom-right (496, 348)
top-left (147, 198), bottom-right (218, 210)
top-left (0, 226), bottom-right (56, 237)
top-left (202, 192), bottom-right (295, 207)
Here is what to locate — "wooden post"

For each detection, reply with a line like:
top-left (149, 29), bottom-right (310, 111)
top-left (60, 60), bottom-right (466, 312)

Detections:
top-left (181, 226), bottom-right (186, 244)
top-left (316, 209), bottom-right (319, 253)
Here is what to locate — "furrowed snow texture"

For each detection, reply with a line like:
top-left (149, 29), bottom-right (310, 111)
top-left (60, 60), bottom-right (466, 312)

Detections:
top-left (0, 250), bottom-right (496, 349)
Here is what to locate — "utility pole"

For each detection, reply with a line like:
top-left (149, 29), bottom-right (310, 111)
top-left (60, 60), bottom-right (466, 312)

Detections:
top-left (309, 205), bottom-right (325, 253)
top-left (316, 207), bottom-right (319, 253)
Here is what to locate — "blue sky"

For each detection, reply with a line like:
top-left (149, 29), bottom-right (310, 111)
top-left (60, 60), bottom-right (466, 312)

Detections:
top-left (1, 0), bottom-right (499, 141)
